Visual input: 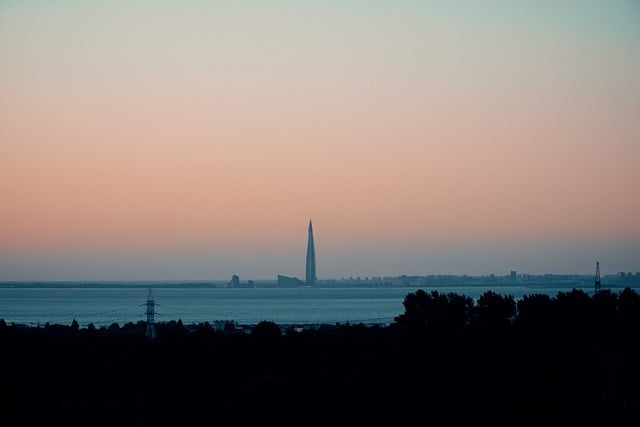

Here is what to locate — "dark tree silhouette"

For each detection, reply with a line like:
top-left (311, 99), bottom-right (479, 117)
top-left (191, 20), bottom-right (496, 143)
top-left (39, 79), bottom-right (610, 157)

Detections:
top-left (516, 293), bottom-right (554, 330)
top-left (445, 292), bottom-right (475, 330)
top-left (592, 289), bottom-right (618, 329)
top-left (394, 289), bottom-right (430, 330)
top-left (475, 290), bottom-right (516, 330)
top-left (224, 320), bottom-right (239, 334)
top-left (251, 320), bottom-right (281, 339)
top-left (394, 290), bottom-right (474, 332)
top-left (617, 287), bottom-right (640, 327)
top-left (554, 289), bottom-right (593, 330)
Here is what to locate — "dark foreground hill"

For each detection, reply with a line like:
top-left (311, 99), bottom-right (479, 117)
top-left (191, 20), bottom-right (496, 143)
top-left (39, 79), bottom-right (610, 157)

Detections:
top-left (1, 288), bottom-right (639, 427)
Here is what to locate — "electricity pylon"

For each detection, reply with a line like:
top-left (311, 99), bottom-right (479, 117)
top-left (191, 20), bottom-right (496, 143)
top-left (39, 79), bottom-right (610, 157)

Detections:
top-left (594, 261), bottom-right (601, 294)
top-left (145, 289), bottom-right (157, 339)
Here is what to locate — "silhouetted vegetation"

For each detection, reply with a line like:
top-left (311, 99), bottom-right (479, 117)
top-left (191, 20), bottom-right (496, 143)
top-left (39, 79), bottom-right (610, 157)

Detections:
top-left (1, 288), bottom-right (639, 426)
top-left (251, 320), bottom-right (281, 339)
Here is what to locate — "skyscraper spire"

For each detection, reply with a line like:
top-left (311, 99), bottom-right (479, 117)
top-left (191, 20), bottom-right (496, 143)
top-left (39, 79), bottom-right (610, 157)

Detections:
top-left (306, 219), bottom-right (316, 286)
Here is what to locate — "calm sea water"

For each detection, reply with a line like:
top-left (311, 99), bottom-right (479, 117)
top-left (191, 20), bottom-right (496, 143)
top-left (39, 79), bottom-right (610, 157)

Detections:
top-left (0, 284), bottom-right (596, 327)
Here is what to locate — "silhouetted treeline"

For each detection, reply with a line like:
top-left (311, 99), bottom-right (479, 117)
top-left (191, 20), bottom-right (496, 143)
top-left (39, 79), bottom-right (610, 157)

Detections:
top-left (394, 287), bottom-right (640, 333)
top-left (1, 288), bottom-right (639, 427)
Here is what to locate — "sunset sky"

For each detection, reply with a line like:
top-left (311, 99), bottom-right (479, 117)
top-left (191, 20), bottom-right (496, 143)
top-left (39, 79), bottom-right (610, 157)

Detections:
top-left (1, 1), bottom-right (639, 280)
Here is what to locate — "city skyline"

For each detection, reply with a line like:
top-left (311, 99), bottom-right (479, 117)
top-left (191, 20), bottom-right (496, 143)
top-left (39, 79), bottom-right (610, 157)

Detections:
top-left (1, 1), bottom-right (639, 280)
top-left (1, 218), bottom-right (636, 282)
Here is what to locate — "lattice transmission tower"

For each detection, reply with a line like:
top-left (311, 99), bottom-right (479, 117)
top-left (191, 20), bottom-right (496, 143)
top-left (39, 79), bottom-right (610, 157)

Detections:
top-left (145, 289), bottom-right (157, 339)
top-left (594, 261), bottom-right (601, 294)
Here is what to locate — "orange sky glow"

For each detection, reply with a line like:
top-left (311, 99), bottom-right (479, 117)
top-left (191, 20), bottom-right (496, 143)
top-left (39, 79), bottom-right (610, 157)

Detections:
top-left (1, 1), bottom-right (639, 279)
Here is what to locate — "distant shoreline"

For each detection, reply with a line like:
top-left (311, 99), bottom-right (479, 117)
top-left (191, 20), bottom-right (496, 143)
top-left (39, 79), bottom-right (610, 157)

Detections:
top-left (0, 278), bottom-right (637, 289)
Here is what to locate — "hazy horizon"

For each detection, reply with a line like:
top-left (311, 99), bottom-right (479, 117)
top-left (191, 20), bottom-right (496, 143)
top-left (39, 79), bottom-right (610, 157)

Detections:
top-left (2, 235), bottom-right (638, 282)
top-left (2, 1), bottom-right (639, 281)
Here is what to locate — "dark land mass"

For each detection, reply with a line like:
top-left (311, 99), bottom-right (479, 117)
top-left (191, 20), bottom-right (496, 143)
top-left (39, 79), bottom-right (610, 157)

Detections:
top-left (2, 288), bottom-right (640, 427)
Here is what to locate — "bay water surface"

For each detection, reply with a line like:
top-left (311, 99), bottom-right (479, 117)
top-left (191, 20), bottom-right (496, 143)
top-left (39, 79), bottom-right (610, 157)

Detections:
top-left (0, 284), bottom-right (599, 327)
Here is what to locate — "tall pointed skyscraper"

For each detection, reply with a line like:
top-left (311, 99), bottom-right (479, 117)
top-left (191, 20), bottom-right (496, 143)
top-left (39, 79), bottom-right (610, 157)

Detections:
top-left (305, 220), bottom-right (316, 286)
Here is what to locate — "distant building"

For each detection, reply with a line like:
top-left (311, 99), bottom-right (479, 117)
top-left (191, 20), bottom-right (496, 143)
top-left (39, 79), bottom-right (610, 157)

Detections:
top-left (306, 220), bottom-right (317, 285)
top-left (510, 271), bottom-right (517, 281)
top-left (230, 274), bottom-right (240, 288)
top-left (278, 275), bottom-right (305, 287)
top-left (277, 220), bottom-right (317, 287)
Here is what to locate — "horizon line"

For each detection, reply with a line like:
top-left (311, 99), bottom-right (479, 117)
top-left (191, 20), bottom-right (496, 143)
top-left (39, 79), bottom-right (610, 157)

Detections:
top-left (1, 271), bottom-right (635, 284)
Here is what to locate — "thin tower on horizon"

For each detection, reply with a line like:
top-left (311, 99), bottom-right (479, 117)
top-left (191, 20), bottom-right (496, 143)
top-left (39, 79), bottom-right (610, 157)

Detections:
top-left (306, 220), bottom-right (316, 286)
